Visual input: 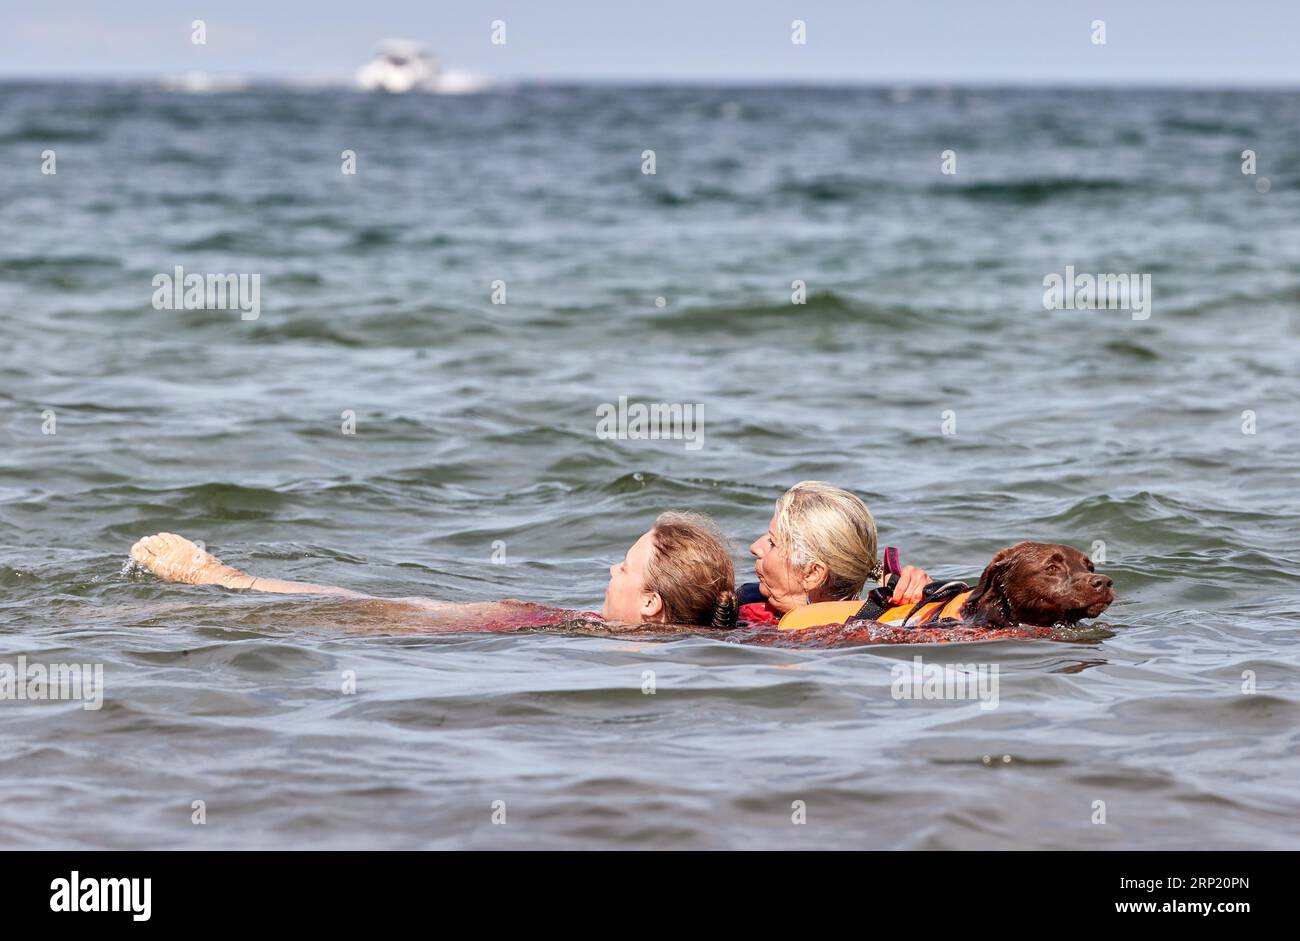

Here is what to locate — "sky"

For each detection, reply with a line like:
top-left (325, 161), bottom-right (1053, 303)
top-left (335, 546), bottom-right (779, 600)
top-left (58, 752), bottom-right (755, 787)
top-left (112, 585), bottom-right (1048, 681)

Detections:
top-left (2, 0), bottom-right (1297, 87)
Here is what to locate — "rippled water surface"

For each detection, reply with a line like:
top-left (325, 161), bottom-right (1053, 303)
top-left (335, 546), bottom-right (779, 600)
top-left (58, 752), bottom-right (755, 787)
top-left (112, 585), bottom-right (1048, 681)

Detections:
top-left (1, 83), bottom-right (1298, 848)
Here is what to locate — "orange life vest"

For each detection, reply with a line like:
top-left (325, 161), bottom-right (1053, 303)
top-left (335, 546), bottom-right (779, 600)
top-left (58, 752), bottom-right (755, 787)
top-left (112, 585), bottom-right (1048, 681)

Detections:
top-left (777, 591), bottom-right (972, 632)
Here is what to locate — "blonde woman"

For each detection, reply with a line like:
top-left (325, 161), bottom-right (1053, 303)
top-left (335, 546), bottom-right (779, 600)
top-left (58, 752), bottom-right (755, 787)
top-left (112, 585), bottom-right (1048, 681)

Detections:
top-left (739, 481), bottom-right (931, 625)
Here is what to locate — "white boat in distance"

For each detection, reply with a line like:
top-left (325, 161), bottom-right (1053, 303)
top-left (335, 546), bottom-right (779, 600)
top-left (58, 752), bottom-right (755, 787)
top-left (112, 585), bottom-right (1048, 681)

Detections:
top-left (355, 39), bottom-right (489, 94)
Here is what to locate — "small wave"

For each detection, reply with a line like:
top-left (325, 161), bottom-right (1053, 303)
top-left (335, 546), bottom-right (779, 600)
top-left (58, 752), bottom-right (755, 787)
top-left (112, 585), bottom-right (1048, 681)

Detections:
top-left (1102, 339), bottom-right (1160, 360)
top-left (155, 191), bottom-right (240, 207)
top-left (1160, 117), bottom-right (1254, 136)
top-left (350, 225), bottom-right (403, 249)
top-left (646, 175), bottom-right (880, 207)
top-left (0, 255), bottom-right (121, 275)
top-left (642, 291), bottom-right (921, 333)
top-left (943, 177), bottom-right (1129, 203)
top-left (646, 186), bottom-right (738, 207)
top-left (142, 481), bottom-right (297, 520)
top-left (776, 174), bottom-right (873, 202)
top-left (171, 230), bottom-right (270, 252)
top-left (153, 147), bottom-right (225, 167)
top-left (247, 307), bottom-right (498, 347)
top-left (1046, 490), bottom-right (1227, 533)
top-left (0, 124), bottom-right (101, 144)
top-left (0, 255), bottom-right (123, 289)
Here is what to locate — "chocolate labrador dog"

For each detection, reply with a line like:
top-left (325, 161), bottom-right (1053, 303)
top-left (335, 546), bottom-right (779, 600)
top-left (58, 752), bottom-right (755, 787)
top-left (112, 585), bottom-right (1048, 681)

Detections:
top-left (750, 541), bottom-right (1114, 646)
top-left (958, 542), bottom-right (1113, 628)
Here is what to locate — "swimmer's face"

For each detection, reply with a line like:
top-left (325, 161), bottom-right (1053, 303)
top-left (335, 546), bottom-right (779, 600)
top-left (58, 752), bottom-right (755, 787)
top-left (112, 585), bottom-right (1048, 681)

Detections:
top-left (749, 511), bottom-right (820, 614)
top-left (602, 529), bottom-right (665, 624)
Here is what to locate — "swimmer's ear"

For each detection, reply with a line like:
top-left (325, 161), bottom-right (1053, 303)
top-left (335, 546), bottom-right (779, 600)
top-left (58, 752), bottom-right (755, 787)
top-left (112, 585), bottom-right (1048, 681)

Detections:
top-left (640, 591), bottom-right (664, 623)
top-left (798, 559), bottom-right (829, 594)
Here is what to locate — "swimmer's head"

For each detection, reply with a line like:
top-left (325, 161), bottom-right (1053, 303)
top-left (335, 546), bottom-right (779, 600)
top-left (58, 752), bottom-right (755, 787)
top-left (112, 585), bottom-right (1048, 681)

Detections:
top-left (603, 512), bottom-right (737, 627)
top-left (750, 480), bottom-right (879, 613)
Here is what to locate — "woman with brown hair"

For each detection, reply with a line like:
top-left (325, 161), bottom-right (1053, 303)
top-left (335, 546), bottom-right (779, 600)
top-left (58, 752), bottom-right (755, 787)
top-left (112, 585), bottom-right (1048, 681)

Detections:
top-left (128, 511), bottom-right (739, 631)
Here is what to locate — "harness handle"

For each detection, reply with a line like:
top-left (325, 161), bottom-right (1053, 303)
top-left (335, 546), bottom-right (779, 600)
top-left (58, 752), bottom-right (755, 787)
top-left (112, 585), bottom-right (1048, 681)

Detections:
top-left (882, 546), bottom-right (901, 579)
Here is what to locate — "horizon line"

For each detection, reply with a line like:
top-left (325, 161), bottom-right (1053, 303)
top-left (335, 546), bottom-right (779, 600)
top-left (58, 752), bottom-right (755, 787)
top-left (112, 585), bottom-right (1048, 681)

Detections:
top-left (2, 74), bottom-right (1299, 93)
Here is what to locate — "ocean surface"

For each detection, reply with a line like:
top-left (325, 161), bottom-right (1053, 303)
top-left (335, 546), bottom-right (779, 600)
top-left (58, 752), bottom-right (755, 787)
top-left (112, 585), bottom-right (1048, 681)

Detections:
top-left (1, 82), bottom-right (1298, 849)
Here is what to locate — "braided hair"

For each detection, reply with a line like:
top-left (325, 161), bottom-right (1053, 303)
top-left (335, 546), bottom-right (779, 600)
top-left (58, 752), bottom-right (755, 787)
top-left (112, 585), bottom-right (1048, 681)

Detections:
top-left (710, 589), bottom-right (739, 629)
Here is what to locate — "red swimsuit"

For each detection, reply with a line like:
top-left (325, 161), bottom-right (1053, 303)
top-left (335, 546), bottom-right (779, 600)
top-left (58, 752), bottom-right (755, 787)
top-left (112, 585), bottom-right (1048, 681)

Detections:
top-left (737, 599), bottom-right (781, 626)
top-left (487, 602), bottom-right (605, 631)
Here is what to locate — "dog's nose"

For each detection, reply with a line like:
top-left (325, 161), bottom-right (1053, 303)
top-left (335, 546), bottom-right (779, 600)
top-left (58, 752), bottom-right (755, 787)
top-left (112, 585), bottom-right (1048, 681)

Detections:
top-left (1091, 574), bottom-right (1113, 591)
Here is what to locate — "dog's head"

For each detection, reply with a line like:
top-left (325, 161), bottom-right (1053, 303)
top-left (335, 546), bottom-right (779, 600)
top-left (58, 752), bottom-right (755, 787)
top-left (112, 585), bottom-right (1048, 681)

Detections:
top-left (966, 542), bottom-right (1113, 628)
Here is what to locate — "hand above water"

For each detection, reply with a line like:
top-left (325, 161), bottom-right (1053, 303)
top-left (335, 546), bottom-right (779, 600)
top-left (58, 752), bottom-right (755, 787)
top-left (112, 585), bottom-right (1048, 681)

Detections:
top-left (890, 565), bottom-right (932, 604)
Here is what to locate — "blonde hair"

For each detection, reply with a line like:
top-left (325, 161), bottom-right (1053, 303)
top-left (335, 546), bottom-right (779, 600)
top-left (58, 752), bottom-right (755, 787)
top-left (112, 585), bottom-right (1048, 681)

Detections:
top-left (773, 481), bottom-right (880, 600)
top-left (645, 511), bottom-right (737, 628)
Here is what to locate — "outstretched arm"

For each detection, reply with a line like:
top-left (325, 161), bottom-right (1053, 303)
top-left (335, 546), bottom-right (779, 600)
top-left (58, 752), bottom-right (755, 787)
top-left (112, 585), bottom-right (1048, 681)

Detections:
top-left (130, 533), bottom-right (368, 597)
top-left (127, 532), bottom-right (568, 632)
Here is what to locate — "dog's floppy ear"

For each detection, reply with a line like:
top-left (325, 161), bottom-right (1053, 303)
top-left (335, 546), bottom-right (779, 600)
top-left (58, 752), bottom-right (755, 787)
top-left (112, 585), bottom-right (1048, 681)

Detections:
top-left (966, 545), bottom-right (1021, 627)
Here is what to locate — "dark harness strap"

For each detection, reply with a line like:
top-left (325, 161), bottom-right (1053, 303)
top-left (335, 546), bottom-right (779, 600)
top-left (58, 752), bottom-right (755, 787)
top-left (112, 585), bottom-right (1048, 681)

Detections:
top-left (852, 578), bottom-right (972, 628)
top-left (900, 580), bottom-right (971, 626)
top-left (852, 575), bottom-right (898, 623)
top-left (852, 546), bottom-right (903, 621)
